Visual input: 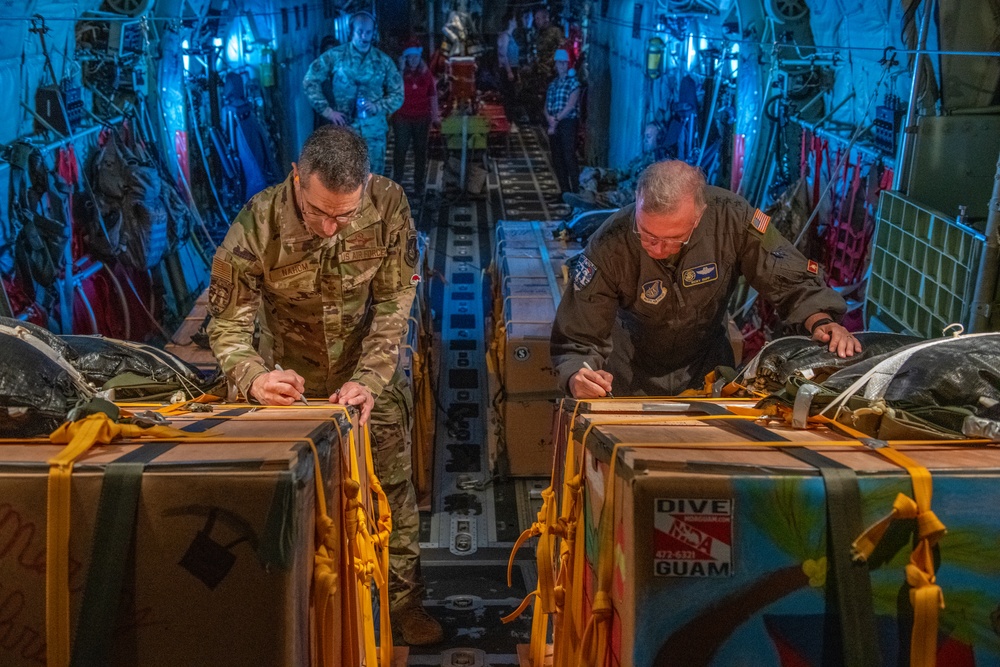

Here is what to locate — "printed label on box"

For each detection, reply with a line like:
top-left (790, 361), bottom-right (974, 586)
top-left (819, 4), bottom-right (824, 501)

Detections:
top-left (653, 498), bottom-right (733, 577)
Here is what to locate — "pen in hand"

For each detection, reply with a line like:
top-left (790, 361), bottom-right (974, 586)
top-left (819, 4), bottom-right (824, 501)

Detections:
top-left (274, 364), bottom-right (309, 405)
top-left (582, 361), bottom-right (614, 398)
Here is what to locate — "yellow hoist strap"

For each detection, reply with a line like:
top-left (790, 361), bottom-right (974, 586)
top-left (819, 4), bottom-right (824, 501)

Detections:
top-left (813, 416), bottom-right (947, 667)
top-left (45, 413), bottom-right (203, 667)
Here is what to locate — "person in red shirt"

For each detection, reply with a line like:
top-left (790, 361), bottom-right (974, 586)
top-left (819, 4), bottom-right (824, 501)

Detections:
top-left (392, 40), bottom-right (440, 197)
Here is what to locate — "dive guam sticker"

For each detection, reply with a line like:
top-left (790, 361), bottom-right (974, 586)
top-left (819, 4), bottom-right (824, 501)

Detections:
top-left (653, 498), bottom-right (733, 577)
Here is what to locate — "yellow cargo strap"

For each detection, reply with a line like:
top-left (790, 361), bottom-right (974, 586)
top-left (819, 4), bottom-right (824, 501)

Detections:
top-left (45, 413), bottom-right (201, 667)
top-left (351, 424), bottom-right (394, 667)
top-left (815, 416), bottom-right (948, 667)
top-left (503, 398), bottom-right (591, 667)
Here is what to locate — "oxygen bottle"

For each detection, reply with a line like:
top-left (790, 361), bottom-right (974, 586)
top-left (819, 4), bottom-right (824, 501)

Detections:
top-left (259, 45), bottom-right (276, 87)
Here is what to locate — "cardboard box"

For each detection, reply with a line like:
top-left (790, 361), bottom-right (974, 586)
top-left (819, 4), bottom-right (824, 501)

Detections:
top-left (550, 399), bottom-right (1000, 667)
top-left (0, 407), bottom-right (362, 667)
top-left (493, 221), bottom-right (581, 398)
top-left (502, 396), bottom-right (560, 477)
top-left (490, 222), bottom-right (581, 476)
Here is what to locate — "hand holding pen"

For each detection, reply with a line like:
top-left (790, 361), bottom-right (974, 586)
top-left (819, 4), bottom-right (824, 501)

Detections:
top-left (569, 361), bottom-right (615, 399)
top-left (248, 364), bottom-right (308, 405)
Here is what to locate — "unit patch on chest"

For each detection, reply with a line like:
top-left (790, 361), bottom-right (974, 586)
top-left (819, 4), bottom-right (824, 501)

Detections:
top-left (682, 262), bottom-right (718, 287)
top-left (640, 279), bottom-right (667, 304)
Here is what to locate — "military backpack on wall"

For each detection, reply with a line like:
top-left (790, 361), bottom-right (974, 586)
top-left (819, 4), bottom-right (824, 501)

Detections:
top-left (87, 131), bottom-right (169, 271)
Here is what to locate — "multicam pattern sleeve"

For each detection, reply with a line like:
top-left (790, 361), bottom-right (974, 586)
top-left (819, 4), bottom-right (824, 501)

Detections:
top-left (349, 181), bottom-right (418, 397)
top-left (206, 205), bottom-right (269, 399)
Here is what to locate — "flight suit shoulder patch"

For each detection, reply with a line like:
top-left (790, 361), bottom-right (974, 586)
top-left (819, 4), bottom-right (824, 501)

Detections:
top-left (208, 254), bottom-right (234, 316)
top-left (682, 262), bottom-right (718, 287)
top-left (570, 254), bottom-right (598, 291)
top-left (750, 209), bottom-right (771, 235)
top-left (807, 259), bottom-right (819, 274)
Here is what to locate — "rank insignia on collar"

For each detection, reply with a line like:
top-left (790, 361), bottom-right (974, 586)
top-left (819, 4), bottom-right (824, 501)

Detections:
top-left (807, 259), bottom-right (819, 274)
top-left (750, 209), bottom-right (770, 234)
top-left (682, 262), bottom-right (718, 287)
top-left (640, 279), bottom-right (667, 304)
top-left (571, 254), bottom-right (597, 291)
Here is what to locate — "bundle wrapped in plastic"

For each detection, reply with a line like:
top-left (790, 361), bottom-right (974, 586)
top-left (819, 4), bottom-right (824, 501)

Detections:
top-left (60, 335), bottom-right (217, 400)
top-left (754, 332), bottom-right (1000, 440)
top-left (739, 332), bottom-right (923, 394)
top-left (0, 323), bottom-right (94, 436)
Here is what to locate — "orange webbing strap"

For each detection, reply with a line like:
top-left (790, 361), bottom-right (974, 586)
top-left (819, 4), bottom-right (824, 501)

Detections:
top-left (45, 413), bottom-right (201, 667)
top-left (817, 418), bottom-right (948, 667)
top-left (503, 398), bottom-right (585, 667)
top-left (362, 424), bottom-right (394, 667)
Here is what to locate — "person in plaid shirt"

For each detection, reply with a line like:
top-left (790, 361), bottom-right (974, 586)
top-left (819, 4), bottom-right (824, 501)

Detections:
top-left (545, 49), bottom-right (581, 195)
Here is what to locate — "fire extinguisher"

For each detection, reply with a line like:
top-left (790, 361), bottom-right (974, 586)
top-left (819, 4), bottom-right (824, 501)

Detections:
top-left (646, 37), bottom-right (665, 79)
top-left (259, 45), bottom-right (276, 87)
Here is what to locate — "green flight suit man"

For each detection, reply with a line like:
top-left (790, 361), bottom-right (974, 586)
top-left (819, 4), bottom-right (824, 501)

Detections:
top-left (206, 126), bottom-right (443, 646)
top-left (302, 13), bottom-right (404, 176)
top-left (552, 160), bottom-right (863, 398)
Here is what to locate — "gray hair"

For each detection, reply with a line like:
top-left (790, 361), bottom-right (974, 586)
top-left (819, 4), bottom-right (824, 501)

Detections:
top-left (298, 125), bottom-right (370, 192)
top-left (635, 160), bottom-right (707, 215)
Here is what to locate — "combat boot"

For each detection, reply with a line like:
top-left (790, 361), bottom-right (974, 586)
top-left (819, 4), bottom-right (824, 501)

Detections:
top-left (396, 603), bottom-right (444, 646)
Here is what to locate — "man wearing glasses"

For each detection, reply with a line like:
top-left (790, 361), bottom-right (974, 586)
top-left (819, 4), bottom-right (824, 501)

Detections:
top-left (551, 160), bottom-right (862, 398)
top-left (207, 125), bottom-right (444, 645)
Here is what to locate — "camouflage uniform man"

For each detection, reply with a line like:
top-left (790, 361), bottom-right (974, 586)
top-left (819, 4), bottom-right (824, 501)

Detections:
top-left (523, 6), bottom-right (564, 121)
top-left (207, 126), bottom-right (443, 646)
top-left (552, 160), bottom-right (863, 398)
top-left (302, 12), bottom-right (404, 176)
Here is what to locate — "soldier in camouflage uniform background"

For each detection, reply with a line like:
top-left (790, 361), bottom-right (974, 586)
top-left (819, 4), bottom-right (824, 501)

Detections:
top-left (302, 12), bottom-right (404, 176)
top-left (522, 6), bottom-right (565, 123)
top-left (206, 125), bottom-right (443, 646)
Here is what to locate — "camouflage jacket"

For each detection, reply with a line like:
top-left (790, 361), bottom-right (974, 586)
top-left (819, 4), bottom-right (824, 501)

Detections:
top-left (302, 44), bottom-right (404, 135)
top-left (551, 186), bottom-right (847, 395)
top-left (207, 173), bottom-right (419, 400)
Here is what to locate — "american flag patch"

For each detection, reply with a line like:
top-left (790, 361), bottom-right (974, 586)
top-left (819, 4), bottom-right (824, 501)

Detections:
top-left (750, 209), bottom-right (770, 234)
top-left (807, 260), bottom-right (819, 274)
top-left (211, 255), bottom-right (233, 284)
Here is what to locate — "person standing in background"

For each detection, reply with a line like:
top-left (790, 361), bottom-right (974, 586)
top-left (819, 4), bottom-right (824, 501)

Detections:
top-left (303, 11), bottom-right (404, 175)
top-left (545, 49), bottom-right (580, 196)
top-left (392, 40), bottom-right (440, 198)
top-left (496, 10), bottom-right (521, 123)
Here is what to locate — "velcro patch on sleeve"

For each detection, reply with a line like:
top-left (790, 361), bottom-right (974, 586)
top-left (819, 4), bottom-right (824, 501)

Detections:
top-left (807, 259), bottom-right (819, 274)
top-left (570, 254), bottom-right (598, 291)
top-left (211, 254), bottom-right (234, 285)
top-left (750, 209), bottom-right (771, 235)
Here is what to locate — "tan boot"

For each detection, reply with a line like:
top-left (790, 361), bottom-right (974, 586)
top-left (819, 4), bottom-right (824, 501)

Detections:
top-left (395, 604), bottom-right (444, 646)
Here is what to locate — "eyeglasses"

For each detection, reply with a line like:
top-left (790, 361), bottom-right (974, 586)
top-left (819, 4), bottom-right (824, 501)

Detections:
top-left (633, 216), bottom-right (697, 247)
top-left (294, 175), bottom-right (363, 228)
